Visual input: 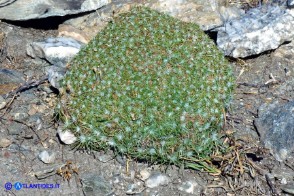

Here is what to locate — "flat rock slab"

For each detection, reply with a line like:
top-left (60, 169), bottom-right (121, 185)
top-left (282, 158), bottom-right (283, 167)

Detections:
top-left (217, 5), bottom-right (294, 58)
top-left (0, 0), bottom-right (110, 20)
top-left (0, 69), bottom-right (24, 95)
top-left (254, 100), bottom-right (294, 161)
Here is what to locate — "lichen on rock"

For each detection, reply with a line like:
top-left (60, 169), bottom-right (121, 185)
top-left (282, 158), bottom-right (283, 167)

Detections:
top-left (57, 6), bottom-right (234, 171)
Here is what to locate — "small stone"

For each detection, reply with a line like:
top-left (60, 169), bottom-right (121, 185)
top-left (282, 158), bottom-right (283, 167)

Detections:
top-left (7, 122), bottom-right (26, 135)
top-left (81, 173), bottom-right (113, 196)
top-left (38, 150), bottom-right (56, 164)
top-left (145, 173), bottom-right (170, 188)
top-left (139, 169), bottom-right (150, 181)
top-left (57, 128), bottom-right (77, 144)
top-left (178, 180), bottom-right (200, 194)
top-left (126, 183), bottom-right (143, 195)
top-left (0, 95), bottom-right (6, 109)
top-left (27, 37), bottom-right (84, 67)
top-left (46, 66), bottom-right (67, 89)
top-left (281, 178), bottom-right (287, 184)
top-left (13, 112), bottom-right (29, 120)
top-left (33, 163), bottom-right (66, 179)
top-left (0, 138), bottom-right (12, 148)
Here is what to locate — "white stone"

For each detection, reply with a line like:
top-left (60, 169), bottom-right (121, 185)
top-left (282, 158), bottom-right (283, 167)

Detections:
top-left (57, 128), bottom-right (77, 144)
top-left (145, 173), bottom-right (170, 188)
top-left (38, 150), bottom-right (56, 164)
top-left (27, 37), bottom-right (83, 67)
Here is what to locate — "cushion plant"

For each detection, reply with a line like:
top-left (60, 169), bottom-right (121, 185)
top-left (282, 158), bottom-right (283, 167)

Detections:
top-left (57, 6), bottom-right (234, 172)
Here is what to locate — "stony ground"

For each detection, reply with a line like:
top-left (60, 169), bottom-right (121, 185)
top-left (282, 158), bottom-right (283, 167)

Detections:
top-left (0, 1), bottom-right (294, 196)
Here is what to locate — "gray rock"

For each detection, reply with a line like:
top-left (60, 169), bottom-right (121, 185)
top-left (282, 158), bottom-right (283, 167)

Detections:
top-left (33, 163), bottom-right (66, 179)
top-left (217, 5), bottom-right (294, 58)
top-left (0, 1), bottom-right (16, 7)
top-left (81, 173), bottom-right (113, 196)
top-left (27, 37), bottom-right (83, 67)
top-left (7, 122), bottom-right (26, 135)
top-left (254, 101), bottom-right (294, 161)
top-left (38, 150), bottom-right (56, 164)
top-left (46, 66), bottom-right (67, 89)
top-left (288, 0), bottom-right (294, 8)
top-left (178, 180), bottom-right (201, 194)
top-left (147, 0), bottom-right (244, 31)
top-left (0, 0), bottom-right (110, 20)
top-left (9, 106), bottom-right (29, 120)
top-left (145, 172), bottom-right (170, 188)
top-left (0, 69), bottom-right (24, 84)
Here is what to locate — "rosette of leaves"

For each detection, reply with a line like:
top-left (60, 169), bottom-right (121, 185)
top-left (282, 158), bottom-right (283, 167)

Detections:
top-left (57, 6), bottom-right (234, 172)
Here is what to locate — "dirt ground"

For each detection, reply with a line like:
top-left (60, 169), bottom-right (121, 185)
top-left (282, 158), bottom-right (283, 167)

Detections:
top-left (0, 2), bottom-right (294, 196)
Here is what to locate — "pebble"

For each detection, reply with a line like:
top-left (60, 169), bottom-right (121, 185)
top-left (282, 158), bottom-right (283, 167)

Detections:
top-left (33, 163), bottom-right (66, 179)
top-left (145, 173), bottom-right (170, 188)
top-left (139, 169), bottom-right (151, 181)
top-left (178, 180), bottom-right (200, 194)
top-left (38, 150), bottom-right (56, 164)
top-left (0, 138), bottom-right (12, 148)
top-left (126, 182), bottom-right (144, 194)
top-left (81, 173), bottom-right (113, 196)
top-left (57, 128), bottom-right (77, 144)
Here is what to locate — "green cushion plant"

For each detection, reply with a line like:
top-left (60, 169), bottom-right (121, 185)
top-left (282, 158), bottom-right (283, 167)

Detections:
top-left (57, 6), bottom-right (234, 173)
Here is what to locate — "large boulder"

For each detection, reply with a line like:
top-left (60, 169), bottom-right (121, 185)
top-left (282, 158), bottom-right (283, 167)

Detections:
top-left (0, 0), bottom-right (110, 21)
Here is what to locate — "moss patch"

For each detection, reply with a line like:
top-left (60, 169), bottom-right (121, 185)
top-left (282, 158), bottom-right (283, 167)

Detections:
top-left (58, 6), bottom-right (234, 172)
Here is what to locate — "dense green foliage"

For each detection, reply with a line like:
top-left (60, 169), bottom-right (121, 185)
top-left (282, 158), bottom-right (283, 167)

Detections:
top-left (58, 6), bottom-right (234, 171)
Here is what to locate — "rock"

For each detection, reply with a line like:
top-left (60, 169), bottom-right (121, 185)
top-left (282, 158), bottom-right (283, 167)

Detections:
top-left (272, 78), bottom-right (294, 101)
top-left (58, 24), bottom-right (90, 44)
top-left (147, 0), bottom-right (243, 31)
top-left (139, 169), bottom-right (151, 181)
top-left (145, 173), bottom-right (170, 188)
top-left (0, 138), bottom-right (12, 148)
top-left (10, 106), bottom-right (29, 120)
top-left (33, 163), bottom-right (66, 179)
top-left (38, 150), bottom-right (56, 164)
top-left (178, 180), bottom-right (201, 194)
top-left (254, 101), bottom-right (294, 161)
top-left (281, 182), bottom-right (294, 194)
top-left (288, 0), bottom-right (294, 8)
top-left (27, 37), bottom-right (83, 67)
top-left (0, 0), bottom-right (111, 21)
top-left (81, 173), bottom-right (113, 196)
top-left (0, 95), bottom-right (6, 109)
top-left (57, 128), bottom-right (77, 144)
top-left (126, 182), bottom-right (143, 195)
top-left (0, 69), bottom-right (24, 84)
top-left (217, 5), bottom-right (294, 58)
top-left (0, 31), bottom-right (7, 63)
top-left (62, 0), bottom-right (244, 43)
top-left (7, 122), bottom-right (26, 135)
top-left (0, 1), bottom-right (16, 7)
top-left (46, 66), bottom-right (67, 89)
